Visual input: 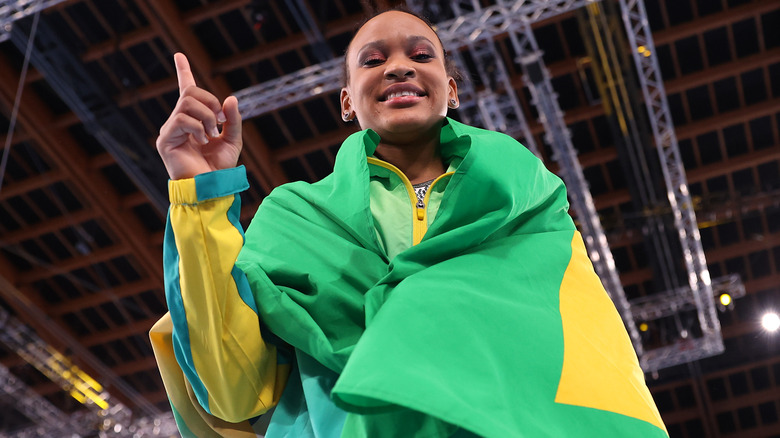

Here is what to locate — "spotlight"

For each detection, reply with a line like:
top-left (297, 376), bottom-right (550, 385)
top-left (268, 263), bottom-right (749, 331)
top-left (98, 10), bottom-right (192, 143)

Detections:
top-left (761, 312), bottom-right (780, 332)
top-left (717, 291), bottom-right (735, 312)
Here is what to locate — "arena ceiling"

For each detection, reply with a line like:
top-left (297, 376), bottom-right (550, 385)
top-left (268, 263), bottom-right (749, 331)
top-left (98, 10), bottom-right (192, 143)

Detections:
top-left (0, 0), bottom-right (778, 436)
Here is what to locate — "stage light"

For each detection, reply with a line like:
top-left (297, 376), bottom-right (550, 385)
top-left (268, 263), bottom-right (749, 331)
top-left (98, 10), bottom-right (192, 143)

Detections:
top-left (719, 293), bottom-right (732, 307)
top-left (761, 312), bottom-right (780, 332)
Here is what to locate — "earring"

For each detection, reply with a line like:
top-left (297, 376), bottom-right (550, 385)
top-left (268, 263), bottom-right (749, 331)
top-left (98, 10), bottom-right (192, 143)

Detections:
top-left (342, 111), bottom-right (351, 122)
top-left (449, 98), bottom-right (459, 109)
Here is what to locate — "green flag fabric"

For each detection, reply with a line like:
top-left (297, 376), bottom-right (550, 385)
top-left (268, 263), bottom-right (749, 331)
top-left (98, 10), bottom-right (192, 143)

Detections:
top-left (236, 119), bottom-right (667, 437)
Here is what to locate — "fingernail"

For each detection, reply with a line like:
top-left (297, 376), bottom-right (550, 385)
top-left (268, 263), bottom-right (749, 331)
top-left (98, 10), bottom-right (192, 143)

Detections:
top-left (217, 111), bottom-right (227, 123)
top-left (210, 127), bottom-right (220, 138)
top-left (201, 134), bottom-right (209, 144)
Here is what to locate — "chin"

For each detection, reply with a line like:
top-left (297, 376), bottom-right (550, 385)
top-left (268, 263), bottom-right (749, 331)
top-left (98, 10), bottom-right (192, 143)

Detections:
top-left (378, 111), bottom-right (445, 136)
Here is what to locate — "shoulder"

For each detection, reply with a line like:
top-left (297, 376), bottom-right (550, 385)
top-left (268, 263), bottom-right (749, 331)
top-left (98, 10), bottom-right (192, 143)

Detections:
top-left (263, 173), bottom-right (337, 207)
top-left (447, 119), bottom-right (534, 158)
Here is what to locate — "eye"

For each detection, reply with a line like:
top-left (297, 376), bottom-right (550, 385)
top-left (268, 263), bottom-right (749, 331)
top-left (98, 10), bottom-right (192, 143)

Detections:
top-left (411, 53), bottom-right (433, 61)
top-left (361, 56), bottom-right (384, 67)
top-left (411, 52), bottom-right (433, 62)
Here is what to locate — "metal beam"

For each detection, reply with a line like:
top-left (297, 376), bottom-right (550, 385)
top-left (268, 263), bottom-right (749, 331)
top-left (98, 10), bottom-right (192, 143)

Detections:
top-left (0, 0), bottom-right (67, 42)
top-left (0, 53), bottom-right (164, 416)
top-left (49, 278), bottom-right (159, 316)
top-left (0, 53), bottom-right (163, 285)
top-left (81, 317), bottom-right (159, 347)
top-left (18, 245), bottom-right (130, 284)
top-left (652, 0), bottom-right (778, 46)
top-left (0, 169), bottom-right (64, 200)
top-left (0, 362), bottom-right (88, 437)
top-left (455, 3), bottom-right (540, 155)
top-left (619, 0), bottom-right (722, 370)
top-left (0, 273), bottom-right (160, 418)
top-left (675, 97), bottom-right (780, 141)
top-left (9, 16), bottom-right (170, 214)
top-left (629, 274), bottom-right (744, 322)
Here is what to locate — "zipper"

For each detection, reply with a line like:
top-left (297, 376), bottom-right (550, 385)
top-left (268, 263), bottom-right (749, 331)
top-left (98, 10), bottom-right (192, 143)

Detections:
top-left (367, 157), bottom-right (454, 246)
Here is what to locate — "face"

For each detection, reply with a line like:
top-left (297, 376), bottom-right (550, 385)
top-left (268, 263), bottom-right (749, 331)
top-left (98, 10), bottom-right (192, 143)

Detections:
top-left (341, 11), bottom-right (458, 143)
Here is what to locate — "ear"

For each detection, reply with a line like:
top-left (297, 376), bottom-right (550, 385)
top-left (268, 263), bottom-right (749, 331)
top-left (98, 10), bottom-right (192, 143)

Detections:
top-left (447, 77), bottom-right (459, 108)
top-left (340, 87), bottom-right (353, 121)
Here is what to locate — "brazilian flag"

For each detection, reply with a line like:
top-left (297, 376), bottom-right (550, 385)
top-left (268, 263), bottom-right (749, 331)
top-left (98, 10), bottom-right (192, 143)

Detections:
top-left (239, 118), bottom-right (667, 437)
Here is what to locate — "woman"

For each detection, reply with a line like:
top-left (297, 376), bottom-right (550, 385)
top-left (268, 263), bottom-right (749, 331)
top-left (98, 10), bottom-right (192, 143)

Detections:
top-left (150, 8), bottom-right (667, 438)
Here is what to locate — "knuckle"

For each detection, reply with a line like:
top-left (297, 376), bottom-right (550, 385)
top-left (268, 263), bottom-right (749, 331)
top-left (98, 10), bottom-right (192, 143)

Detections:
top-left (177, 96), bottom-right (194, 110)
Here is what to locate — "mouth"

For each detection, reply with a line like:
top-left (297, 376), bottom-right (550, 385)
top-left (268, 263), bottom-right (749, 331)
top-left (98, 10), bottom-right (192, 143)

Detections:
top-left (379, 84), bottom-right (427, 102)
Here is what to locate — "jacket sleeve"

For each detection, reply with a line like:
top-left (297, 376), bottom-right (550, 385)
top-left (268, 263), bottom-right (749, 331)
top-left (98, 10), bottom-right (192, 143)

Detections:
top-left (149, 166), bottom-right (289, 433)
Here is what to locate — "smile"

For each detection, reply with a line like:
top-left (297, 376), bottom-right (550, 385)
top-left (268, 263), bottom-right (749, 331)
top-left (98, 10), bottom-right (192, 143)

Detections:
top-left (379, 84), bottom-right (427, 102)
top-left (386, 91), bottom-right (422, 99)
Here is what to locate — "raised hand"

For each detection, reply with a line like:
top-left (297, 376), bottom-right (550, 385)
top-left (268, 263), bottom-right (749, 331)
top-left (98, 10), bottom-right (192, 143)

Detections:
top-left (156, 53), bottom-right (243, 180)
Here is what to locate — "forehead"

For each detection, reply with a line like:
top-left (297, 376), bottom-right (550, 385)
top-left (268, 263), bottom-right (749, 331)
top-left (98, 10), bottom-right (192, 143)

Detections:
top-left (349, 11), bottom-right (442, 54)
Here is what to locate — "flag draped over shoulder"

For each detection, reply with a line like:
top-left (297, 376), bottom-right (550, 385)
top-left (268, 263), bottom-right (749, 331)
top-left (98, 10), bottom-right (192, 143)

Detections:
top-left (236, 118), bottom-right (667, 437)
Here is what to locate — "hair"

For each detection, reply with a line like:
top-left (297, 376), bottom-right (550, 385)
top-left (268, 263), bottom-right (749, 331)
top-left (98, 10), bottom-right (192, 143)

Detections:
top-left (341, 6), bottom-right (463, 87)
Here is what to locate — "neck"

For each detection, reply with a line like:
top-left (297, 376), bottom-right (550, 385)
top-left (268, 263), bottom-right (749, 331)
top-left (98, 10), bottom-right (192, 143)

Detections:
top-left (373, 125), bottom-right (446, 184)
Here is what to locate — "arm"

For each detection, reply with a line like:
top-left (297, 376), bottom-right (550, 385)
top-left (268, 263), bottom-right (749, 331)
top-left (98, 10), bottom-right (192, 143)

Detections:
top-left (151, 167), bottom-right (289, 432)
top-left (150, 54), bottom-right (289, 433)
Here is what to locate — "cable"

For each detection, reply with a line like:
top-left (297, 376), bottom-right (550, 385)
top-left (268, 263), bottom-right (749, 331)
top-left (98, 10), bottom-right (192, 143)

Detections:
top-left (0, 1), bottom-right (43, 196)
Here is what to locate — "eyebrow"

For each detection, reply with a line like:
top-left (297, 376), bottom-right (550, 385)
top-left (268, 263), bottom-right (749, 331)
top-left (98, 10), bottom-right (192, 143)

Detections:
top-left (356, 35), bottom-right (437, 56)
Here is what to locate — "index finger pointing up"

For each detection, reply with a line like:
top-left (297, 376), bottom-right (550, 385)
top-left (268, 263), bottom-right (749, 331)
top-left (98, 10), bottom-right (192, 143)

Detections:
top-left (174, 52), bottom-right (196, 93)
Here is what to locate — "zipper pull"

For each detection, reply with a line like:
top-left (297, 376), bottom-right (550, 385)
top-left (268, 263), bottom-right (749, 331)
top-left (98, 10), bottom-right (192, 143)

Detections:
top-left (416, 201), bottom-right (425, 220)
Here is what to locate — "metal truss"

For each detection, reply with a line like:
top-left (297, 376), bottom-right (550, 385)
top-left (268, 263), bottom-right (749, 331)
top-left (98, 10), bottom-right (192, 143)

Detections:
top-left (640, 333), bottom-right (725, 375)
top-left (236, 0), bottom-right (598, 119)
top-left (0, 361), bottom-right (92, 437)
top-left (630, 274), bottom-right (744, 322)
top-left (631, 274), bottom-right (743, 372)
top-left (581, 2), bottom-right (682, 296)
top-left (4, 411), bottom-right (179, 438)
top-left (9, 14), bottom-right (170, 214)
top-left (0, 0), bottom-right (66, 42)
top-left (618, 0), bottom-right (723, 365)
top-left (284, 0), bottom-right (333, 63)
top-left (447, 1), bottom-right (540, 156)
top-left (234, 57), bottom-right (343, 118)
top-left (0, 307), bottom-right (178, 437)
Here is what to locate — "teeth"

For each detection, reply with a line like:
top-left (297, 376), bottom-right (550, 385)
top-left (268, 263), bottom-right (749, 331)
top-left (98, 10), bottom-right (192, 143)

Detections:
top-left (386, 91), bottom-right (420, 99)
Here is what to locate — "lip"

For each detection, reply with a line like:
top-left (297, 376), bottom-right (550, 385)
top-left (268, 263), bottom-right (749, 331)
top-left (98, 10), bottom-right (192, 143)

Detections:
top-left (379, 83), bottom-right (427, 102)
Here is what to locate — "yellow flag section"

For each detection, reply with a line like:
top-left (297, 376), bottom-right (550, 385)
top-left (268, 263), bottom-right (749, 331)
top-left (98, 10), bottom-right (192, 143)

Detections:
top-left (555, 232), bottom-right (667, 434)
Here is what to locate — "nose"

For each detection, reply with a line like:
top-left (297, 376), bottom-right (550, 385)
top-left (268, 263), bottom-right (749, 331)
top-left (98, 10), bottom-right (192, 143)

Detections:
top-left (384, 57), bottom-right (415, 80)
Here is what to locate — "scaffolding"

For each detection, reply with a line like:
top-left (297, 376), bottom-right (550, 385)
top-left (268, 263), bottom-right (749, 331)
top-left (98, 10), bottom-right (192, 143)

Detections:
top-left (618, 0), bottom-right (724, 371)
top-left (0, 0), bottom-right (735, 432)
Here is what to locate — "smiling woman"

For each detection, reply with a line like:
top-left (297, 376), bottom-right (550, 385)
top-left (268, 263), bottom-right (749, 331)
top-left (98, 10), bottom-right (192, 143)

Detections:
top-left (149, 6), bottom-right (667, 438)
top-left (340, 10), bottom-right (459, 185)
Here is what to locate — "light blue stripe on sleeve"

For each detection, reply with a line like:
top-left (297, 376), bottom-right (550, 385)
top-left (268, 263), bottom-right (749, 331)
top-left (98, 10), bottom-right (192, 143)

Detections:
top-left (194, 165), bottom-right (249, 202)
top-left (163, 211), bottom-right (211, 413)
top-left (226, 192), bottom-right (260, 315)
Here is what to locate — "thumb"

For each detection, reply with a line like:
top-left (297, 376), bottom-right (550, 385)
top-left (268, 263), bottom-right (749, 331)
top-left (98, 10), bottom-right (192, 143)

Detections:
top-left (221, 95), bottom-right (242, 143)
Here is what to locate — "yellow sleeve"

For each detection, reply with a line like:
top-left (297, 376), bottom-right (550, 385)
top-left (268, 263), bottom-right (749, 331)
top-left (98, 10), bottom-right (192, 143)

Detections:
top-left (149, 166), bottom-right (289, 432)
